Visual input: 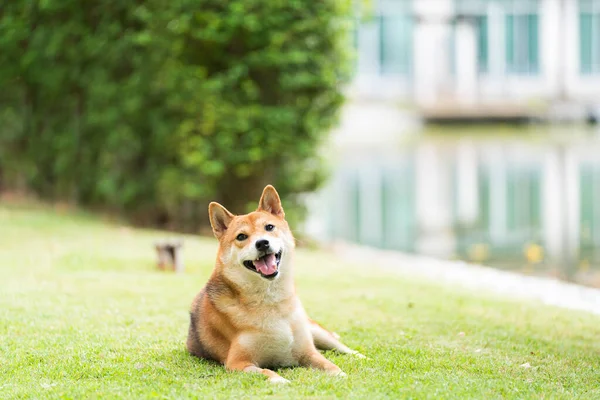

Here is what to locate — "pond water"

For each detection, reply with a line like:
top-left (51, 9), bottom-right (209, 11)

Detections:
top-left (308, 124), bottom-right (600, 287)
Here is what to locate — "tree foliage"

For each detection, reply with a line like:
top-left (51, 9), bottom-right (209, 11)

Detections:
top-left (0, 0), bottom-right (352, 230)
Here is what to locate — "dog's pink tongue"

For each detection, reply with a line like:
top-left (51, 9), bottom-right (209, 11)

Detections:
top-left (254, 253), bottom-right (277, 275)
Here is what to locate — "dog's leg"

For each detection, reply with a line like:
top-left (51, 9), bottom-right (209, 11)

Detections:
top-left (225, 344), bottom-right (289, 384)
top-left (300, 350), bottom-right (346, 377)
top-left (310, 320), bottom-right (366, 358)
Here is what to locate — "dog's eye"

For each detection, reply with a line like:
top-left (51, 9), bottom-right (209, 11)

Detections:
top-left (265, 224), bottom-right (275, 232)
top-left (236, 233), bottom-right (248, 241)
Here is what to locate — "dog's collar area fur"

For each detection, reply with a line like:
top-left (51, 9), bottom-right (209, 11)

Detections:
top-left (243, 250), bottom-right (282, 280)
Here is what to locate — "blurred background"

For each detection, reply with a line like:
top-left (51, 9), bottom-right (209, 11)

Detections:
top-left (306, 0), bottom-right (600, 288)
top-left (2, 0), bottom-right (600, 286)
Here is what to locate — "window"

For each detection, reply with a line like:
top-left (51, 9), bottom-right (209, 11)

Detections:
top-left (354, 0), bottom-right (412, 76)
top-left (580, 0), bottom-right (600, 74)
top-left (356, 19), bottom-right (381, 74)
top-left (453, 0), bottom-right (490, 74)
top-left (449, 16), bottom-right (488, 75)
top-left (455, 0), bottom-right (540, 76)
top-left (505, 13), bottom-right (539, 74)
top-left (476, 16), bottom-right (489, 73)
top-left (379, 15), bottom-right (413, 75)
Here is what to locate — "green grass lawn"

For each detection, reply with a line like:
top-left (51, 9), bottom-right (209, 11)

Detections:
top-left (1, 203), bottom-right (599, 399)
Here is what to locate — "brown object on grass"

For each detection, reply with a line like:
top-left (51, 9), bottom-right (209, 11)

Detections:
top-left (155, 239), bottom-right (184, 273)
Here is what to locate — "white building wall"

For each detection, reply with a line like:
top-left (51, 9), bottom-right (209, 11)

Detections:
top-left (481, 1), bottom-right (507, 99)
top-left (348, 0), bottom-right (600, 106)
top-left (412, 0), bottom-right (452, 106)
top-left (542, 0), bottom-right (562, 99)
top-left (413, 21), bottom-right (444, 106)
top-left (454, 18), bottom-right (478, 105)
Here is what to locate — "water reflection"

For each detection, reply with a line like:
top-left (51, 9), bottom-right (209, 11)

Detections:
top-left (307, 126), bottom-right (600, 287)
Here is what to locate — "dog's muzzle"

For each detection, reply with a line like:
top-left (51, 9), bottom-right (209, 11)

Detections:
top-left (243, 250), bottom-right (282, 280)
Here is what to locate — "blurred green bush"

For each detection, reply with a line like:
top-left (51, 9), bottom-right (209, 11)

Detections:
top-left (0, 0), bottom-right (353, 231)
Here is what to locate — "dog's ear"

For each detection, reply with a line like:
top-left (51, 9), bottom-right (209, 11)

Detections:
top-left (208, 202), bottom-right (234, 239)
top-left (257, 185), bottom-right (285, 218)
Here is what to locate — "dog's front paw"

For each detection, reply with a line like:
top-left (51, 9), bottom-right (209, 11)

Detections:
top-left (327, 369), bottom-right (347, 378)
top-left (269, 376), bottom-right (290, 384)
top-left (352, 351), bottom-right (367, 359)
top-left (335, 371), bottom-right (347, 378)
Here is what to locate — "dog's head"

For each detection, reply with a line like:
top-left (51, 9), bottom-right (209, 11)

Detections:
top-left (208, 185), bottom-right (294, 283)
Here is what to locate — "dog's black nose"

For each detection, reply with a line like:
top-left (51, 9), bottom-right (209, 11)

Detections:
top-left (255, 239), bottom-right (270, 251)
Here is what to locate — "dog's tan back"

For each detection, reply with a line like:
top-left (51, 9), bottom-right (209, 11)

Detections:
top-left (187, 185), bottom-right (363, 383)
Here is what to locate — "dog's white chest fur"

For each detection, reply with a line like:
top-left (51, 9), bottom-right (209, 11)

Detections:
top-left (239, 321), bottom-right (295, 367)
top-left (237, 303), bottom-right (311, 367)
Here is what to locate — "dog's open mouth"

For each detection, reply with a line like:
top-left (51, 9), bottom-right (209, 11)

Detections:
top-left (243, 250), bottom-right (282, 280)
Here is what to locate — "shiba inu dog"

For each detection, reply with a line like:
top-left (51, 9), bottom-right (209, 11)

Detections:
top-left (186, 185), bottom-right (364, 383)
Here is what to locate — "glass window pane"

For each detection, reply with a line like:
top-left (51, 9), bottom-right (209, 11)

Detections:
top-left (580, 0), bottom-right (595, 12)
top-left (505, 14), bottom-right (514, 72)
top-left (595, 14), bottom-right (600, 73)
top-left (477, 16), bottom-right (489, 73)
top-left (580, 13), bottom-right (593, 74)
top-left (505, 13), bottom-right (539, 75)
top-left (528, 14), bottom-right (539, 73)
top-left (357, 20), bottom-right (380, 74)
top-left (380, 16), bottom-right (412, 75)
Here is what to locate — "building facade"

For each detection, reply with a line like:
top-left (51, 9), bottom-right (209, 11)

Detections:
top-left (350, 0), bottom-right (600, 107)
